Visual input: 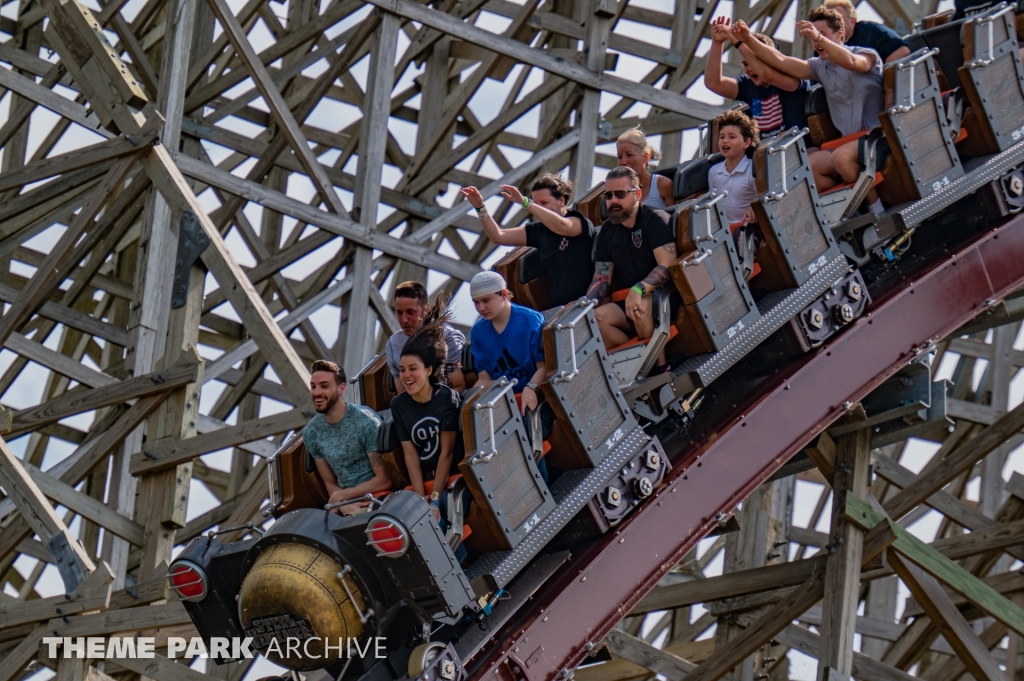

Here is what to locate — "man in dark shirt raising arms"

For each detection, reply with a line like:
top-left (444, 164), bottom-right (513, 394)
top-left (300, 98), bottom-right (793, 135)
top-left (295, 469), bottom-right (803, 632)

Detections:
top-left (588, 166), bottom-right (678, 374)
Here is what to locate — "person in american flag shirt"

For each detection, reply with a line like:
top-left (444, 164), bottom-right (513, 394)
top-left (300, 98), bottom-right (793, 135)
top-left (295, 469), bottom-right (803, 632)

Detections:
top-left (704, 16), bottom-right (810, 142)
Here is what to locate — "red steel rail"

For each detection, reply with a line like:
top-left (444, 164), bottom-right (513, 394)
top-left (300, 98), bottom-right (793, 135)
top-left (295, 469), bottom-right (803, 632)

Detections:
top-left (466, 215), bottom-right (1024, 680)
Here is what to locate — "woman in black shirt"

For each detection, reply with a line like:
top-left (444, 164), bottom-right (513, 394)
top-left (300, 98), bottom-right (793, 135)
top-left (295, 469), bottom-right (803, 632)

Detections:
top-left (390, 299), bottom-right (463, 500)
top-left (460, 174), bottom-right (595, 308)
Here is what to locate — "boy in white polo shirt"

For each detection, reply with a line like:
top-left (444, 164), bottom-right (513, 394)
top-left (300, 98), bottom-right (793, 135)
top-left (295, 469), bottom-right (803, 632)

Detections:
top-left (708, 110), bottom-right (760, 226)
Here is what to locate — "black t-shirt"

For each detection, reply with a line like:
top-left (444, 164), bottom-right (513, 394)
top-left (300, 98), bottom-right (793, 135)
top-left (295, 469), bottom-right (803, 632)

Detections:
top-left (847, 21), bottom-right (907, 63)
top-left (391, 386), bottom-right (463, 474)
top-left (734, 76), bottom-right (811, 140)
top-left (524, 209), bottom-right (596, 307)
top-left (594, 205), bottom-right (675, 293)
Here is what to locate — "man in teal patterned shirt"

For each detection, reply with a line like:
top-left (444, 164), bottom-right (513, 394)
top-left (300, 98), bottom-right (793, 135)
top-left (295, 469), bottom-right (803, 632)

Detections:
top-left (304, 359), bottom-right (391, 514)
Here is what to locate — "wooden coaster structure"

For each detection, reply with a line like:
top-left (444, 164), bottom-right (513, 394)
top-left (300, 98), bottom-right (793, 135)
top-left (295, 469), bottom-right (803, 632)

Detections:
top-left (0, 0), bottom-right (944, 678)
top-left (589, 299), bottom-right (1024, 681)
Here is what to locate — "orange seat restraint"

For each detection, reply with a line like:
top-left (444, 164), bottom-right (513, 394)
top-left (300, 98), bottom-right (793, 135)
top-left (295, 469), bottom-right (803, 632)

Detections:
top-left (820, 129), bottom-right (869, 152)
top-left (404, 475), bottom-right (472, 540)
top-left (608, 324), bottom-right (679, 352)
top-left (729, 221), bottom-right (762, 280)
top-left (819, 171), bottom-right (884, 196)
top-left (512, 394), bottom-right (553, 459)
top-left (611, 288), bottom-right (629, 302)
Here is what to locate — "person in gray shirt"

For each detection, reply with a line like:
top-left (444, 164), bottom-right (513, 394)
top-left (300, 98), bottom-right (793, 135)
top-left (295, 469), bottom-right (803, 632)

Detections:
top-left (304, 359), bottom-right (391, 514)
top-left (386, 281), bottom-right (466, 393)
top-left (732, 7), bottom-right (887, 216)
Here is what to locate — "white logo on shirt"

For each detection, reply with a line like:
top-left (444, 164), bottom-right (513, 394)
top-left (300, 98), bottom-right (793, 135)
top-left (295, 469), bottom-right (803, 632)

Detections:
top-left (412, 416), bottom-right (441, 460)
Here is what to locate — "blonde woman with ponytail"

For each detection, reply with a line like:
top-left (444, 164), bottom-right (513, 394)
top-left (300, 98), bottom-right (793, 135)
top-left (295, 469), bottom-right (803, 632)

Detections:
top-left (616, 127), bottom-right (676, 211)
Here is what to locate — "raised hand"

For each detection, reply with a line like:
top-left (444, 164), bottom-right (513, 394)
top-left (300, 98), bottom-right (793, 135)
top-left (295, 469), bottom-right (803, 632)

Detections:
top-left (460, 186), bottom-right (485, 209)
top-left (728, 19), bottom-right (751, 43)
top-left (500, 184), bottom-right (526, 205)
top-left (711, 16), bottom-right (732, 43)
top-left (796, 20), bottom-right (821, 43)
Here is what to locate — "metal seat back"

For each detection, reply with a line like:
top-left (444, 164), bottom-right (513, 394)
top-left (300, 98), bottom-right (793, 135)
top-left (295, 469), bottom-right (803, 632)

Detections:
top-left (541, 300), bottom-right (637, 468)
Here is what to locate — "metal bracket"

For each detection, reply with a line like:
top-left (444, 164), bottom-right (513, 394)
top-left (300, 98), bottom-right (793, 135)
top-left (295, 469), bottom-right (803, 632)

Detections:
top-left (171, 210), bottom-right (210, 309)
top-left (47, 530), bottom-right (87, 592)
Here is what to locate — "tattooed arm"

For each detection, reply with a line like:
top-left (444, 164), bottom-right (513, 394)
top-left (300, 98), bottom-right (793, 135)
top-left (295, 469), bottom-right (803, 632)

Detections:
top-left (638, 242), bottom-right (677, 291)
top-left (587, 261), bottom-right (614, 301)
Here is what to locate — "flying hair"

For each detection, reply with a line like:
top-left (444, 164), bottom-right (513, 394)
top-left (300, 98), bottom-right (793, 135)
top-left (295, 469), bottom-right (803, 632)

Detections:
top-left (399, 294), bottom-right (456, 387)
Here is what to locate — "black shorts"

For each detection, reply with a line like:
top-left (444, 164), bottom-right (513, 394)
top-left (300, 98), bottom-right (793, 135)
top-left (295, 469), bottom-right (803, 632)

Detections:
top-left (858, 132), bottom-right (890, 172)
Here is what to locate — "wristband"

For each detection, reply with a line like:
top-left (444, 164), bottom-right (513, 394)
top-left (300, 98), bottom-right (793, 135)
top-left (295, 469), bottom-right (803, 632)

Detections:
top-left (631, 284), bottom-right (645, 296)
top-left (474, 205), bottom-right (487, 213)
top-left (522, 197), bottom-right (532, 209)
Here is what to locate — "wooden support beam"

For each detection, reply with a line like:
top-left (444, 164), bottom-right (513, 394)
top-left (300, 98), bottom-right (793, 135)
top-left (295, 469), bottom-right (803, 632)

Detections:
top-left (128, 407), bottom-right (308, 474)
top-left (0, 563), bottom-right (113, 628)
top-left (0, 153), bottom-right (142, 349)
top-left (682, 520), bottom-right (896, 681)
top-left (604, 630), bottom-right (695, 680)
top-left (204, 0), bottom-right (348, 217)
top-left (884, 400), bottom-right (1024, 520)
top-left (818, 429), bottom-right (870, 680)
top-left (8, 351), bottom-right (199, 437)
top-left (845, 495), bottom-right (1024, 637)
top-left (888, 551), bottom-right (1006, 681)
top-left (171, 152), bottom-right (479, 280)
top-left (362, 0), bottom-right (721, 118)
top-left (0, 435), bottom-right (96, 589)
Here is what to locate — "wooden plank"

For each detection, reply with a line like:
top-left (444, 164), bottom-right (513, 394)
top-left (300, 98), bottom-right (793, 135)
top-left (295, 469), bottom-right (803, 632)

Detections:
top-left (0, 154), bottom-right (141, 349)
top-left (0, 624), bottom-right (47, 681)
top-left (0, 562), bottom-right (113, 628)
top-left (362, 0), bottom-right (721, 118)
top-left (129, 407), bottom-right (308, 474)
top-left (0, 133), bottom-right (154, 194)
top-left (24, 463), bottom-right (145, 545)
top-left (888, 551), bottom-right (1006, 681)
top-left (772, 623), bottom-right (919, 681)
top-left (0, 63), bottom-right (109, 135)
top-left (576, 640), bottom-right (715, 681)
top-left (171, 152), bottom-right (479, 280)
top-left (605, 630), bottom-right (694, 680)
top-left (49, 602), bottom-right (191, 637)
top-left (5, 332), bottom-right (116, 389)
top-left (0, 282), bottom-right (129, 346)
top-left (141, 145), bottom-right (313, 407)
top-left (0, 436), bottom-right (96, 584)
top-left (8, 350), bottom-right (200, 437)
top-left (683, 521), bottom-right (897, 681)
top-left (818, 429), bottom-right (870, 678)
top-left (205, 0), bottom-right (348, 217)
top-left (115, 654), bottom-right (209, 681)
top-left (903, 570), bottom-right (1024, 618)
top-left (884, 400), bottom-right (1024, 520)
top-left (631, 556), bottom-right (828, 615)
top-left (845, 495), bottom-right (1024, 638)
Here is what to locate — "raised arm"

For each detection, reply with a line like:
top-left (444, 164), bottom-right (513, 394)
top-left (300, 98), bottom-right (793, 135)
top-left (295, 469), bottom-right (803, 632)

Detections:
top-left (501, 184), bottom-right (582, 237)
top-left (738, 44), bottom-right (803, 92)
top-left (798, 21), bottom-right (877, 73)
top-left (461, 186), bottom-right (528, 247)
top-left (733, 21), bottom-right (812, 80)
top-left (704, 17), bottom-right (739, 99)
top-left (587, 261), bottom-right (614, 301)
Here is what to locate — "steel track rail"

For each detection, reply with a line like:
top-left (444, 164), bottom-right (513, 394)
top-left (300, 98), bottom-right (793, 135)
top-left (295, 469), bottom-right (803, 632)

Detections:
top-left (462, 214), bottom-right (1024, 680)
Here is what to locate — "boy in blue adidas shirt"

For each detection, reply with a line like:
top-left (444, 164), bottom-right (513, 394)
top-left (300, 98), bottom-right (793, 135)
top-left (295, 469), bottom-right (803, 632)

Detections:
top-left (469, 271), bottom-right (547, 412)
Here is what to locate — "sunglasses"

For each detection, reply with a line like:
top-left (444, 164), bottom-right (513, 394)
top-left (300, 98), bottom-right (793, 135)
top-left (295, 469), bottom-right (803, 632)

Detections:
top-left (603, 189), bottom-right (638, 200)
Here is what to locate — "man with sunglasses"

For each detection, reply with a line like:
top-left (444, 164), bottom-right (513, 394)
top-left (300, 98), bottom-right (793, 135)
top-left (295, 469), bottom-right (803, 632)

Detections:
top-left (588, 166), bottom-right (678, 374)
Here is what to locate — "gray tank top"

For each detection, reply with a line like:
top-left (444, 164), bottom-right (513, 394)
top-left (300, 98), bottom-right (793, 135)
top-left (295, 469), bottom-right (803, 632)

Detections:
top-left (643, 174), bottom-right (670, 211)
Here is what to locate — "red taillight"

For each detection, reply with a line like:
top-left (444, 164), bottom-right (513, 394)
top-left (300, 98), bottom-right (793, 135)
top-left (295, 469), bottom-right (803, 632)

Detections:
top-left (366, 517), bottom-right (409, 557)
top-left (168, 561), bottom-right (207, 601)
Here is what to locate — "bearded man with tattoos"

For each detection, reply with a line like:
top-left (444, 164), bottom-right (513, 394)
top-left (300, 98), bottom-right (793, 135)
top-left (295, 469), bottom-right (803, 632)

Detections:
top-left (588, 166), bottom-right (680, 374)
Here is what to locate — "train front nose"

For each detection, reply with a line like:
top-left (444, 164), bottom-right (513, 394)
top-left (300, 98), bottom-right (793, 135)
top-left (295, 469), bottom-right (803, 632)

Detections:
top-left (238, 542), bottom-right (368, 670)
